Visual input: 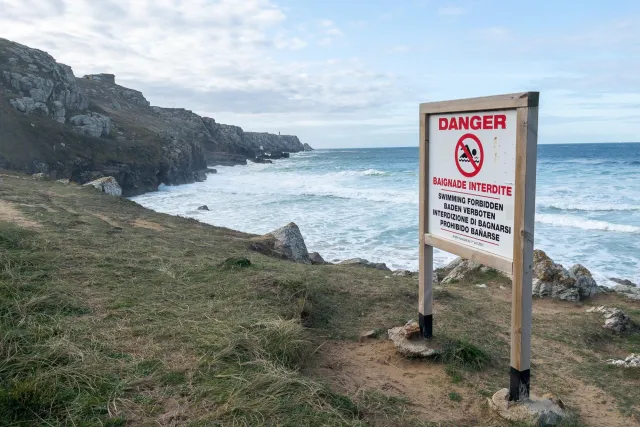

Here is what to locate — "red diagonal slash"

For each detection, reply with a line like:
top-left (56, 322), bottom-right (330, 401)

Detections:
top-left (455, 133), bottom-right (484, 177)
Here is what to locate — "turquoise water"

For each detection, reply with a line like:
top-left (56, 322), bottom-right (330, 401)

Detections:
top-left (132, 144), bottom-right (640, 286)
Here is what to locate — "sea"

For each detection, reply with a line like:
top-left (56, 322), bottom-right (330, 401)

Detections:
top-left (131, 143), bottom-right (640, 287)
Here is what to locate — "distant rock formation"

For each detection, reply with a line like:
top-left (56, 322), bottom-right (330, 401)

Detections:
top-left (83, 176), bottom-right (122, 196)
top-left (0, 37), bottom-right (308, 196)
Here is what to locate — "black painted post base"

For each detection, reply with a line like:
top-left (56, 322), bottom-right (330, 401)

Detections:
top-left (509, 367), bottom-right (530, 401)
top-left (419, 313), bottom-right (433, 338)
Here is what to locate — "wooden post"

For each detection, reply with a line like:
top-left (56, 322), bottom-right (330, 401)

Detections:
top-left (419, 111), bottom-right (433, 338)
top-left (509, 105), bottom-right (538, 401)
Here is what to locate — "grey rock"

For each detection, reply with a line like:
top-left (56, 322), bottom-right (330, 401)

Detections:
top-left (309, 252), bottom-right (328, 265)
top-left (303, 143), bottom-right (314, 151)
top-left (532, 250), bottom-right (598, 301)
top-left (111, 100), bottom-right (121, 110)
top-left (32, 102), bottom-right (48, 116)
top-left (612, 284), bottom-right (640, 300)
top-left (51, 101), bottom-right (65, 123)
top-left (339, 258), bottom-right (391, 271)
top-left (83, 176), bottom-right (122, 196)
top-left (586, 306), bottom-right (632, 333)
top-left (251, 222), bottom-right (311, 264)
top-left (69, 112), bottom-right (112, 138)
top-left (197, 205), bottom-right (209, 211)
top-left (609, 278), bottom-right (637, 287)
top-left (489, 388), bottom-right (566, 426)
top-left (442, 259), bottom-right (483, 284)
top-left (29, 88), bottom-right (47, 102)
top-left (569, 264), bottom-right (599, 297)
top-left (606, 354), bottom-right (640, 368)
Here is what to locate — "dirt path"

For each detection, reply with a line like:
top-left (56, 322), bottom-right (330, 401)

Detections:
top-left (312, 339), bottom-right (637, 426)
top-left (312, 340), bottom-right (490, 425)
top-left (0, 200), bottom-right (41, 228)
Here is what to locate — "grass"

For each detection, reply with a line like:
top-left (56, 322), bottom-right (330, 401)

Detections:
top-left (448, 392), bottom-right (462, 402)
top-left (0, 173), bottom-right (639, 426)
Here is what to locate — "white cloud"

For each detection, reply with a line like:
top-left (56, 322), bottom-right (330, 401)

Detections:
top-left (0, 0), bottom-right (393, 142)
top-left (438, 6), bottom-right (466, 16)
top-left (315, 19), bottom-right (344, 46)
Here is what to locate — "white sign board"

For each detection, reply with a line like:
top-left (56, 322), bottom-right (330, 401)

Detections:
top-left (427, 110), bottom-right (516, 260)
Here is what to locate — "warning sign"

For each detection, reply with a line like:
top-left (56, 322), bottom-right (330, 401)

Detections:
top-left (428, 110), bottom-right (516, 260)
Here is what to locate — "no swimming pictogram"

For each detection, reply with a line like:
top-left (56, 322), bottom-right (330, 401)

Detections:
top-left (455, 133), bottom-right (484, 178)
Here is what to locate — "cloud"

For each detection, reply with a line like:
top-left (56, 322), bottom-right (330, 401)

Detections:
top-left (0, 0), bottom-right (393, 140)
top-left (316, 19), bottom-right (344, 45)
top-left (438, 6), bottom-right (466, 16)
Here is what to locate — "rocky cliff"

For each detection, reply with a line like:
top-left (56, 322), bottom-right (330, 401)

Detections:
top-left (0, 38), bottom-right (310, 196)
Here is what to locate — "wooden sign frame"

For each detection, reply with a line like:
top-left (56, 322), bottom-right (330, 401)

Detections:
top-left (418, 92), bottom-right (539, 401)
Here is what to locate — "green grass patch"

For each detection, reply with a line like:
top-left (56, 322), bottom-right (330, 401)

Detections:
top-left (219, 256), bottom-right (252, 270)
top-left (436, 338), bottom-right (491, 371)
top-left (448, 392), bottom-right (462, 402)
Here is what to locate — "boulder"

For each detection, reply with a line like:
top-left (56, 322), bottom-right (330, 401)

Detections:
top-left (532, 250), bottom-right (599, 301)
top-left (309, 252), bottom-right (328, 265)
top-left (197, 205), bottom-right (209, 211)
top-left (339, 258), bottom-right (390, 271)
top-left (569, 264), bottom-right (599, 297)
top-left (387, 320), bottom-right (439, 358)
top-left (250, 222), bottom-right (311, 264)
top-left (606, 354), bottom-right (640, 368)
top-left (205, 168), bottom-right (217, 174)
top-left (83, 176), bottom-right (122, 196)
top-left (612, 284), bottom-right (640, 301)
top-left (489, 388), bottom-right (566, 426)
top-left (609, 278), bottom-right (637, 287)
top-left (51, 100), bottom-right (66, 123)
top-left (70, 113), bottom-right (113, 138)
top-left (586, 306), bottom-right (632, 333)
top-left (441, 259), bottom-right (482, 284)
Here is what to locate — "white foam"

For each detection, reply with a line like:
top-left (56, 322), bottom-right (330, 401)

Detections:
top-left (537, 201), bottom-right (640, 212)
top-left (362, 169), bottom-right (387, 176)
top-left (536, 213), bottom-right (640, 233)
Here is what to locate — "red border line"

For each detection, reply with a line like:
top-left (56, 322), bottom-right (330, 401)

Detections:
top-left (440, 188), bottom-right (501, 200)
top-left (443, 229), bottom-right (499, 246)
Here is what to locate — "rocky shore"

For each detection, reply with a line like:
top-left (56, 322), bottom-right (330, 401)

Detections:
top-left (0, 38), bottom-right (312, 197)
top-left (247, 222), bottom-right (639, 303)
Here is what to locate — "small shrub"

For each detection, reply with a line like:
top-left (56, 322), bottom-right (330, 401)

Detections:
top-left (219, 257), bottom-right (251, 270)
top-left (437, 338), bottom-right (491, 371)
top-left (448, 392), bottom-right (462, 402)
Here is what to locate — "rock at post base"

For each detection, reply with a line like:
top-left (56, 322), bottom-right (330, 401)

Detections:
top-left (489, 388), bottom-right (566, 426)
top-left (387, 320), bottom-right (440, 358)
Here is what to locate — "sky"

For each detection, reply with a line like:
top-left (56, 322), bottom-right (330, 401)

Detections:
top-left (2, 0), bottom-right (640, 148)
